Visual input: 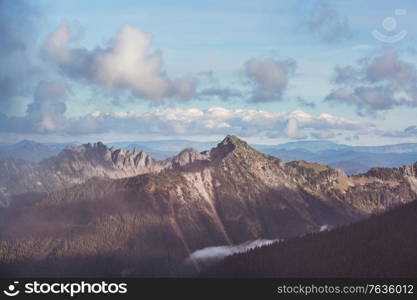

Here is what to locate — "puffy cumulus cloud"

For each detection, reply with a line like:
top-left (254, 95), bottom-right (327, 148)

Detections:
top-left (300, 0), bottom-right (354, 43)
top-left (42, 22), bottom-right (197, 103)
top-left (283, 118), bottom-right (305, 139)
top-left (325, 86), bottom-right (397, 114)
top-left (325, 49), bottom-right (417, 115)
top-left (332, 50), bottom-right (417, 87)
top-left (364, 51), bottom-right (416, 86)
top-left (0, 81), bottom-right (69, 133)
top-left (27, 81), bottom-right (69, 131)
top-left (244, 57), bottom-right (296, 102)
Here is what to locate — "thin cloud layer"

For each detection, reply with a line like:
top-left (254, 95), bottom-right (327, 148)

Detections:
top-left (42, 22), bottom-right (197, 103)
top-left (382, 125), bottom-right (417, 138)
top-left (325, 49), bottom-right (417, 115)
top-left (198, 87), bottom-right (243, 101)
top-left (297, 97), bottom-right (316, 109)
top-left (0, 0), bottom-right (40, 114)
top-left (0, 104), bottom-right (372, 141)
top-left (300, 0), bottom-right (354, 43)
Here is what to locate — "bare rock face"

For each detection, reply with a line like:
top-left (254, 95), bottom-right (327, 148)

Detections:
top-left (402, 163), bottom-right (417, 193)
top-left (0, 142), bottom-right (163, 206)
top-left (169, 148), bottom-right (208, 168)
top-left (50, 142), bottom-right (163, 180)
top-left (0, 135), bottom-right (416, 277)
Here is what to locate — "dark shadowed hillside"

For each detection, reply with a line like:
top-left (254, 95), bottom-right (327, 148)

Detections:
top-left (201, 199), bottom-right (417, 277)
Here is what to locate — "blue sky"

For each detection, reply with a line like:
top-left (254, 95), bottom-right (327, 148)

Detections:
top-left (1, 0), bottom-right (417, 145)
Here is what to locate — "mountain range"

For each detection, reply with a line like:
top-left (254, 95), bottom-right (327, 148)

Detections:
top-left (0, 142), bottom-right (163, 207)
top-left (0, 135), bottom-right (416, 277)
top-left (2, 139), bottom-right (417, 175)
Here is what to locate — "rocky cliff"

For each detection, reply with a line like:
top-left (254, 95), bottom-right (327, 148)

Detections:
top-left (0, 142), bottom-right (164, 206)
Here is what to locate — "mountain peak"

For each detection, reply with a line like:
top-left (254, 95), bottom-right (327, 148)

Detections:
top-left (218, 135), bottom-right (252, 151)
top-left (209, 135), bottom-right (256, 162)
top-left (64, 141), bottom-right (108, 153)
top-left (16, 139), bottom-right (39, 146)
top-left (87, 141), bottom-right (107, 149)
top-left (220, 135), bottom-right (245, 146)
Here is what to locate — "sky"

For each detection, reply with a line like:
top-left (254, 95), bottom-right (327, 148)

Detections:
top-left (1, 0), bottom-right (417, 145)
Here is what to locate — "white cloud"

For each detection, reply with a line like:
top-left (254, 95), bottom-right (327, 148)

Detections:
top-left (17, 81), bottom-right (69, 133)
top-left (71, 107), bottom-right (372, 139)
top-left (42, 21), bottom-right (197, 102)
top-left (0, 105), bottom-right (373, 139)
top-left (0, 102), bottom-right (372, 141)
top-left (284, 118), bottom-right (304, 139)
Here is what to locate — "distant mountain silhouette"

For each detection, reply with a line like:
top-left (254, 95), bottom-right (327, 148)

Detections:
top-left (0, 140), bottom-right (62, 162)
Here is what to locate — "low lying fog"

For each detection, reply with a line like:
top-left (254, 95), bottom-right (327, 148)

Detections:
top-left (186, 239), bottom-right (279, 268)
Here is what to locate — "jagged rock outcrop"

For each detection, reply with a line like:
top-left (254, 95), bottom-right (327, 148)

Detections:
top-left (0, 142), bottom-right (165, 206)
top-left (168, 148), bottom-right (209, 169)
top-left (284, 160), bottom-right (417, 214)
top-left (0, 135), bottom-right (416, 277)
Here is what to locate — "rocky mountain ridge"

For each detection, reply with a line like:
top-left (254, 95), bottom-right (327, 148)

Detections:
top-left (1, 142), bottom-right (170, 206)
top-left (1, 135), bottom-right (416, 276)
